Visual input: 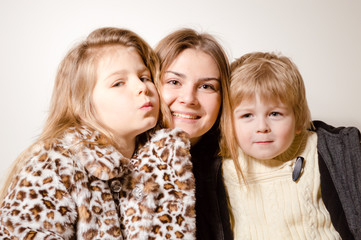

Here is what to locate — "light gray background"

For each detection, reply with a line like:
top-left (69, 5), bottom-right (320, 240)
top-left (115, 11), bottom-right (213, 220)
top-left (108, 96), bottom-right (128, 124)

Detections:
top-left (1, 0), bottom-right (360, 186)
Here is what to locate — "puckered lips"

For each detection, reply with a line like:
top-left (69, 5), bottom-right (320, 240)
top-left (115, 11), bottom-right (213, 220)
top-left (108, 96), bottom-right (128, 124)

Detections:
top-left (140, 101), bottom-right (153, 111)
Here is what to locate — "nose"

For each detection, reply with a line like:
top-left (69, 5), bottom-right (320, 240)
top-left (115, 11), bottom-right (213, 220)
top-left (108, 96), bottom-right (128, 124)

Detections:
top-left (256, 117), bottom-right (271, 133)
top-left (134, 78), bottom-right (149, 96)
top-left (178, 85), bottom-right (198, 106)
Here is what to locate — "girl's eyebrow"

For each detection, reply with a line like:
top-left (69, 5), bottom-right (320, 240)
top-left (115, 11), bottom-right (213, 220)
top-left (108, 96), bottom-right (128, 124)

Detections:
top-left (199, 77), bottom-right (220, 82)
top-left (165, 70), bottom-right (220, 82)
top-left (105, 66), bottom-right (150, 80)
top-left (234, 107), bottom-right (252, 113)
top-left (165, 70), bottom-right (185, 78)
top-left (103, 70), bottom-right (126, 81)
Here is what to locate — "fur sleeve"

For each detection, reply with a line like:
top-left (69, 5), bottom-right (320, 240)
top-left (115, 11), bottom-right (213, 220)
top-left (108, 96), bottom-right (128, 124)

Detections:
top-left (0, 144), bottom-right (77, 239)
top-left (119, 128), bottom-right (196, 240)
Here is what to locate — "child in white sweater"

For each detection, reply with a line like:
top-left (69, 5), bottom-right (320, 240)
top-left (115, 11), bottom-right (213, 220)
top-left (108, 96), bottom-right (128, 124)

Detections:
top-left (220, 52), bottom-right (361, 239)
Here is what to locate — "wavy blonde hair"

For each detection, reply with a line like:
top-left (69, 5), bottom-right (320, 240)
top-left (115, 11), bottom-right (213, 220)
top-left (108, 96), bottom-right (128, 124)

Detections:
top-left (220, 52), bottom-right (312, 183)
top-left (0, 27), bottom-right (170, 201)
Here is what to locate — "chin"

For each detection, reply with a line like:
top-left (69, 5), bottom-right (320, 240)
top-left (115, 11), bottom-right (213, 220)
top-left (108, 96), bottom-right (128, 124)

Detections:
top-left (147, 119), bottom-right (158, 129)
top-left (254, 154), bottom-right (278, 160)
top-left (179, 128), bottom-right (195, 138)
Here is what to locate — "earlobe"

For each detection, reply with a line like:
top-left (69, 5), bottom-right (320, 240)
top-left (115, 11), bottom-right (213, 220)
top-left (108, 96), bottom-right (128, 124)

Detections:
top-left (295, 122), bottom-right (303, 135)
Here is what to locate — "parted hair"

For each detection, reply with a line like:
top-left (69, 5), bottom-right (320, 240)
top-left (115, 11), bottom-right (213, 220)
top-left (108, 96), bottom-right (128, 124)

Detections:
top-left (0, 27), bottom-right (168, 201)
top-left (220, 52), bottom-right (312, 182)
top-left (154, 28), bottom-right (231, 132)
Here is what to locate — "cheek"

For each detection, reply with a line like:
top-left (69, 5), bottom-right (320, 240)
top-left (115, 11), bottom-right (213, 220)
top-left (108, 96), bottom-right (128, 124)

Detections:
top-left (159, 87), bottom-right (174, 106)
top-left (202, 94), bottom-right (221, 117)
top-left (234, 121), bottom-right (249, 147)
top-left (149, 85), bottom-right (160, 102)
top-left (92, 92), bottom-right (105, 115)
top-left (278, 124), bottom-right (297, 148)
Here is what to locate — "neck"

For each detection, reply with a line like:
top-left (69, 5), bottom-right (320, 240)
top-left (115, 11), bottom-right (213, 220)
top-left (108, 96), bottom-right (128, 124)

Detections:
top-left (190, 136), bottom-right (201, 146)
top-left (116, 136), bottom-right (136, 159)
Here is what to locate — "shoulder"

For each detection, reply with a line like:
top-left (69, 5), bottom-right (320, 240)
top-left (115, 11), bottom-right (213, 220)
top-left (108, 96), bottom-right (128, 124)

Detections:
top-left (222, 157), bottom-right (235, 169)
top-left (311, 120), bottom-right (360, 151)
top-left (312, 120), bottom-right (360, 137)
top-left (138, 128), bottom-right (191, 161)
top-left (14, 126), bottom-right (102, 191)
top-left (191, 128), bottom-right (220, 159)
top-left (222, 157), bottom-right (238, 183)
top-left (149, 127), bottom-right (190, 148)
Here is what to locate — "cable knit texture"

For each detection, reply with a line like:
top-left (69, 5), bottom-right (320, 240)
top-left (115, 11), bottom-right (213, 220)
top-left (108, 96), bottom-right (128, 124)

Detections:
top-left (223, 132), bottom-right (341, 240)
top-left (0, 126), bottom-right (195, 239)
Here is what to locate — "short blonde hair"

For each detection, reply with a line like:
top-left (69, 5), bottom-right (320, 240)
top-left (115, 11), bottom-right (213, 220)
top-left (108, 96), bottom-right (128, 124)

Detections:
top-left (221, 52), bottom-right (312, 181)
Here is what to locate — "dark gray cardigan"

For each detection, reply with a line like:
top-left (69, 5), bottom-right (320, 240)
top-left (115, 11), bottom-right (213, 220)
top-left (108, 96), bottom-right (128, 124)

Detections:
top-left (314, 121), bottom-right (361, 240)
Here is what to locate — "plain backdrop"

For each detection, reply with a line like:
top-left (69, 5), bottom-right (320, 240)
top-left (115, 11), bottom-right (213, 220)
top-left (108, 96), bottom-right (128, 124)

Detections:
top-left (1, 0), bottom-right (360, 186)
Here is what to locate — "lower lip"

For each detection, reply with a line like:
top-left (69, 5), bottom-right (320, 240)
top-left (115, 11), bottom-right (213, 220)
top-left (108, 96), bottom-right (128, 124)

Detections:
top-left (140, 105), bottom-right (153, 111)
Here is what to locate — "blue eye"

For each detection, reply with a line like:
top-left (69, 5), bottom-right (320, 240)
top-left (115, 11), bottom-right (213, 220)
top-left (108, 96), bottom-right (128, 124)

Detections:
top-left (112, 82), bottom-right (124, 87)
top-left (270, 112), bottom-right (281, 117)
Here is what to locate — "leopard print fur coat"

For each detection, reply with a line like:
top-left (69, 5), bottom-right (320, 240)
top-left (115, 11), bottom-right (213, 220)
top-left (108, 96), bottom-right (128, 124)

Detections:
top-left (0, 126), bottom-right (195, 239)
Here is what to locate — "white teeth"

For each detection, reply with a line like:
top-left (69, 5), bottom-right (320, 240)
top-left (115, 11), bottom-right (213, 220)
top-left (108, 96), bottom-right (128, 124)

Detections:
top-left (172, 112), bottom-right (198, 119)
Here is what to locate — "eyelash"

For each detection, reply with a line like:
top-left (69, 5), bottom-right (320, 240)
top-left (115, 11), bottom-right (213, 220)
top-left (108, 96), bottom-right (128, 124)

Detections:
top-left (270, 112), bottom-right (282, 117)
top-left (112, 81), bottom-right (124, 87)
top-left (166, 80), bottom-right (216, 89)
top-left (241, 113), bottom-right (252, 118)
top-left (239, 112), bottom-right (283, 118)
top-left (112, 75), bottom-right (152, 87)
top-left (167, 79), bottom-right (180, 85)
top-left (140, 76), bottom-right (152, 82)
top-left (200, 84), bottom-right (216, 90)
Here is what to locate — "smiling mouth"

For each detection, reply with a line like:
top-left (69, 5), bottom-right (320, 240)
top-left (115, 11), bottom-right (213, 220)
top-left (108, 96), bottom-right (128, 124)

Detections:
top-left (172, 112), bottom-right (200, 119)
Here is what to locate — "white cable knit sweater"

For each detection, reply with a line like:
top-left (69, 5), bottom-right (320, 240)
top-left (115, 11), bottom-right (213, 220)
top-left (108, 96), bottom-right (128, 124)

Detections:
top-left (222, 132), bottom-right (341, 240)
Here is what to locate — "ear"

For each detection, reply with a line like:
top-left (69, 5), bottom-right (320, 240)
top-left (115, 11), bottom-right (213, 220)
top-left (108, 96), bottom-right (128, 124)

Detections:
top-left (295, 128), bottom-right (302, 135)
top-left (294, 120), bottom-right (303, 135)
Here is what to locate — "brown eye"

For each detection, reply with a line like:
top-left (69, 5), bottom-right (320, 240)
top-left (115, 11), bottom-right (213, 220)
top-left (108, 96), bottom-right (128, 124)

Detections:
top-left (140, 76), bottom-right (151, 82)
top-left (200, 84), bottom-right (215, 90)
top-left (241, 113), bottom-right (252, 118)
top-left (167, 80), bottom-right (180, 85)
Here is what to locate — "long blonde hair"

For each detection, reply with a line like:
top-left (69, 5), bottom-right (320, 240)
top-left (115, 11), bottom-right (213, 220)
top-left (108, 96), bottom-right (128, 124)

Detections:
top-left (221, 52), bottom-right (312, 182)
top-left (154, 28), bottom-right (231, 133)
top-left (0, 27), bottom-right (168, 201)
